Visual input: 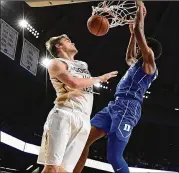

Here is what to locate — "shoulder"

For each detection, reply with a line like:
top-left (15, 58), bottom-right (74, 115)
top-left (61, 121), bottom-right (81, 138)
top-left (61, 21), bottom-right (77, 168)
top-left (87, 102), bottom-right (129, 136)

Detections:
top-left (143, 48), bottom-right (155, 64)
top-left (142, 50), bottom-right (156, 75)
top-left (48, 58), bottom-right (67, 72)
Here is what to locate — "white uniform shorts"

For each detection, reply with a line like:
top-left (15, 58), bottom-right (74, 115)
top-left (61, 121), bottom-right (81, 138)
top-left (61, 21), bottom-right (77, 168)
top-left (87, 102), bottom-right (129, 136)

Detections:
top-left (37, 105), bottom-right (91, 172)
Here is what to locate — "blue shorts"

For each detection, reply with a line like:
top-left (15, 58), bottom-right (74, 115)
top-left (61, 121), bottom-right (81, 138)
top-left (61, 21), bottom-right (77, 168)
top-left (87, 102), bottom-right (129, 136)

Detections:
top-left (91, 99), bottom-right (141, 142)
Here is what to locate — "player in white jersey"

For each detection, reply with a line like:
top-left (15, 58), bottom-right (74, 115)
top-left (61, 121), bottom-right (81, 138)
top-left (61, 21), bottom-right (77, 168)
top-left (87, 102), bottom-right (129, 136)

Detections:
top-left (37, 34), bottom-right (118, 173)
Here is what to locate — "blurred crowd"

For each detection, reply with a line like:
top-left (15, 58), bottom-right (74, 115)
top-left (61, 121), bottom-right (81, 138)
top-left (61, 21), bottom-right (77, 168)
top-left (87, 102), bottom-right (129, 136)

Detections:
top-left (89, 149), bottom-right (179, 172)
top-left (124, 152), bottom-right (179, 172)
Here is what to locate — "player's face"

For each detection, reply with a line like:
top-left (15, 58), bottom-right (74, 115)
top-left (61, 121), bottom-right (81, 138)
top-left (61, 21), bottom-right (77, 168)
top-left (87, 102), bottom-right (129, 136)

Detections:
top-left (60, 37), bottom-right (78, 54)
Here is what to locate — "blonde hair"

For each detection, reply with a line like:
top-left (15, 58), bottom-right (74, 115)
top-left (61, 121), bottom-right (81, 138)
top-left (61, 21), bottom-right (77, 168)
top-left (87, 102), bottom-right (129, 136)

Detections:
top-left (45, 34), bottom-right (68, 58)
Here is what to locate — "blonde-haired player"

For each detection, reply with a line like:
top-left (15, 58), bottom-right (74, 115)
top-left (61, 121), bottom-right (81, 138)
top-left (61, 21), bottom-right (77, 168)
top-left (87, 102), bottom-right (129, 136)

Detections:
top-left (37, 34), bottom-right (118, 173)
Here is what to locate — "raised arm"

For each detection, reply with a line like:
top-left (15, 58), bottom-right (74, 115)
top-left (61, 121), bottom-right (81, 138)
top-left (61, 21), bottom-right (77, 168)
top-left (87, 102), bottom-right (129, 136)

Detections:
top-left (48, 59), bottom-right (118, 89)
top-left (126, 20), bottom-right (137, 66)
top-left (134, 1), bottom-right (156, 74)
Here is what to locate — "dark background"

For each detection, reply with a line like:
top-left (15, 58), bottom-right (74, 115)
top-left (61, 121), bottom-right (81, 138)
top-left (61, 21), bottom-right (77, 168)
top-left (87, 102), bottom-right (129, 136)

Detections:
top-left (0, 1), bottom-right (179, 172)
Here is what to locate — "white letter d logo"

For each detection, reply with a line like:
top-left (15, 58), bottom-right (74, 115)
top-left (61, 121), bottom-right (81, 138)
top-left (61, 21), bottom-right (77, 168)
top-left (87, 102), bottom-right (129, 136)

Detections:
top-left (124, 124), bottom-right (131, 132)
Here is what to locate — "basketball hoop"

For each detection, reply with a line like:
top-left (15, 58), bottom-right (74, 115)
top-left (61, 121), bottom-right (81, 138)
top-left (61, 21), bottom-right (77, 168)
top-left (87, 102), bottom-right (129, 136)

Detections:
top-left (92, 0), bottom-right (137, 28)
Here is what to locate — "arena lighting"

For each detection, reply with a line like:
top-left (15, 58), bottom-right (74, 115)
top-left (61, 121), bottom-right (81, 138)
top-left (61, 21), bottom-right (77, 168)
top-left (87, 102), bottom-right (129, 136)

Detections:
top-left (94, 83), bottom-right (101, 88)
top-left (41, 57), bottom-right (51, 67)
top-left (94, 83), bottom-right (109, 90)
top-left (0, 131), bottom-right (177, 173)
top-left (24, 143), bottom-right (40, 155)
top-left (19, 21), bottom-right (40, 38)
top-left (18, 19), bottom-right (28, 28)
top-left (0, 131), bottom-right (25, 151)
top-left (174, 108), bottom-right (179, 111)
top-left (146, 91), bottom-right (151, 94)
top-left (0, 167), bottom-right (18, 171)
top-left (26, 165), bottom-right (33, 170)
top-left (32, 167), bottom-right (40, 173)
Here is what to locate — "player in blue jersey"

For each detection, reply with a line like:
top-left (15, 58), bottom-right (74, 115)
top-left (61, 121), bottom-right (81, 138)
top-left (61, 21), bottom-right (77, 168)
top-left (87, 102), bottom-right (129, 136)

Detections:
top-left (74, 2), bottom-right (162, 173)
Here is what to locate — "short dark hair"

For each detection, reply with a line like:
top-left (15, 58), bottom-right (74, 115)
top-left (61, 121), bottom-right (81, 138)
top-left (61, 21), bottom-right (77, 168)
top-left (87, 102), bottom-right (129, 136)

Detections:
top-left (45, 34), bottom-right (68, 58)
top-left (146, 37), bottom-right (162, 60)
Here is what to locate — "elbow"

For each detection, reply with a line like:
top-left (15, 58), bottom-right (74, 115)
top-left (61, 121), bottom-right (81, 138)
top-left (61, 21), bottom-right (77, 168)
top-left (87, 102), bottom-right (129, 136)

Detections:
top-left (126, 53), bottom-right (133, 66)
top-left (126, 51), bottom-right (133, 59)
top-left (125, 55), bottom-right (132, 62)
top-left (126, 58), bottom-right (137, 66)
top-left (126, 59), bottom-right (132, 66)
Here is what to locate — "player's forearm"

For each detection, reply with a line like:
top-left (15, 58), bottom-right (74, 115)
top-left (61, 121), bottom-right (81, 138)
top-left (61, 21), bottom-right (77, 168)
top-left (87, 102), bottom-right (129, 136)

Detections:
top-left (126, 33), bottom-right (137, 60)
top-left (70, 77), bottom-right (101, 89)
top-left (134, 4), bottom-right (144, 32)
top-left (134, 3), bottom-right (149, 57)
top-left (134, 27), bottom-right (154, 63)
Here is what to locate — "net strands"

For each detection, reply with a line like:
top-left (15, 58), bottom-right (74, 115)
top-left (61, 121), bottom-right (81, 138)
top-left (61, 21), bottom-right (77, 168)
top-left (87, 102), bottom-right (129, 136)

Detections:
top-left (92, 0), bottom-right (137, 28)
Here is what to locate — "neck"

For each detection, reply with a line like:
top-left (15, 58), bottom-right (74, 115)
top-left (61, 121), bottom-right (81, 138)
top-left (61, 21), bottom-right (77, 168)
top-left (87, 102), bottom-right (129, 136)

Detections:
top-left (57, 52), bottom-right (75, 61)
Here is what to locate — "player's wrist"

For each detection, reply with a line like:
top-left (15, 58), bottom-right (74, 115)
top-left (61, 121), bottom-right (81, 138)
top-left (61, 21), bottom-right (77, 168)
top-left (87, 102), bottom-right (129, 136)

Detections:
top-left (94, 77), bottom-right (102, 83)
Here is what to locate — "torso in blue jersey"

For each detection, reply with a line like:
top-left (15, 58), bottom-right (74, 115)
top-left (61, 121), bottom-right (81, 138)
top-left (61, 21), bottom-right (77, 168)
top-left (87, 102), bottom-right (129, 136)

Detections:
top-left (115, 59), bottom-right (158, 103)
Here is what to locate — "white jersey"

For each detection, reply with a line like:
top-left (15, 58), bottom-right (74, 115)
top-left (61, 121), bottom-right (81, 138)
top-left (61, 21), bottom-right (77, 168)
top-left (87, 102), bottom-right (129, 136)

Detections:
top-left (50, 58), bottom-right (94, 115)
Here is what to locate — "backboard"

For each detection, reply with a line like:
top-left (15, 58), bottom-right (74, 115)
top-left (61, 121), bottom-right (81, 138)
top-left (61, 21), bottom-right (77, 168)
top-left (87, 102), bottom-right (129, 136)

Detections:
top-left (25, 0), bottom-right (88, 7)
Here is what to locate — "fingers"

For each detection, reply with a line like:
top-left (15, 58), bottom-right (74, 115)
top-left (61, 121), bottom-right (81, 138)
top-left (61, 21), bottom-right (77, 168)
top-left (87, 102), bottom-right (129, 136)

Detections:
top-left (136, 0), bottom-right (142, 7)
top-left (143, 5), bottom-right (147, 16)
top-left (136, 0), bottom-right (143, 6)
top-left (110, 71), bottom-right (118, 75)
top-left (110, 75), bottom-right (117, 78)
top-left (136, 1), bottom-right (146, 18)
top-left (100, 71), bottom-right (118, 83)
top-left (108, 71), bottom-right (118, 79)
top-left (108, 71), bottom-right (118, 78)
top-left (128, 16), bottom-right (134, 26)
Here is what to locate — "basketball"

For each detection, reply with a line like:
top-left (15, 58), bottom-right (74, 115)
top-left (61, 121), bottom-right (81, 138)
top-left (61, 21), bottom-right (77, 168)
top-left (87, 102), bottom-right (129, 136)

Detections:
top-left (87, 15), bottom-right (109, 36)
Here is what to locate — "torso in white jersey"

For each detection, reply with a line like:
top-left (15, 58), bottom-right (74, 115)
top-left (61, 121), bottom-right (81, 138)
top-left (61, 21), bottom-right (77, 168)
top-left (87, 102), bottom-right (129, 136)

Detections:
top-left (50, 58), bottom-right (94, 115)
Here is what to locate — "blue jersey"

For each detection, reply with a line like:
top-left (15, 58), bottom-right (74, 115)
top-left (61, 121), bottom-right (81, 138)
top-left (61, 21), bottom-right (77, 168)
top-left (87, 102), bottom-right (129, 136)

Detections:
top-left (115, 60), bottom-right (158, 103)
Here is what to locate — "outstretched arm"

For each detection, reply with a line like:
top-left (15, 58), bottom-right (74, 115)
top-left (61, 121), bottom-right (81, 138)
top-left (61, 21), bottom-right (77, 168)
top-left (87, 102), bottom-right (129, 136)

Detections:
top-left (48, 59), bottom-right (118, 89)
top-left (134, 1), bottom-right (156, 74)
top-left (126, 22), bottom-right (137, 66)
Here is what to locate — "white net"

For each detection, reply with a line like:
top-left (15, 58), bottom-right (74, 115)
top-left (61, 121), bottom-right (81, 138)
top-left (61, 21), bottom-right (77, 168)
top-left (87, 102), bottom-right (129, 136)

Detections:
top-left (92, 0), bottom-right (137, 28)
